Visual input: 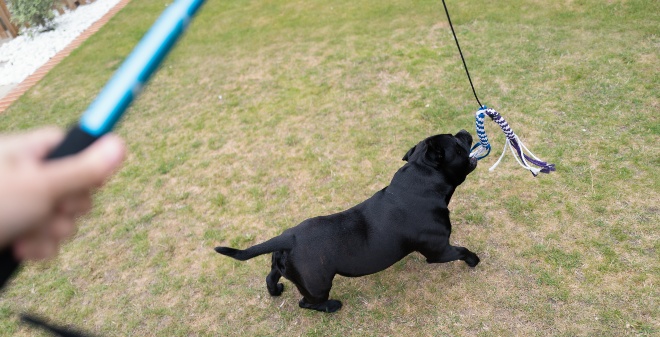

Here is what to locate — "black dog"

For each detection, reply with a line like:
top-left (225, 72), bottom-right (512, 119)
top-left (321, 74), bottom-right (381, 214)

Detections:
top-left (215, 130), bottom-right (479, 313)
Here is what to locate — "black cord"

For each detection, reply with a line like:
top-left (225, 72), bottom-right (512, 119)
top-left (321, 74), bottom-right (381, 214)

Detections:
top-left (440, 0), bottom-right (483, 108)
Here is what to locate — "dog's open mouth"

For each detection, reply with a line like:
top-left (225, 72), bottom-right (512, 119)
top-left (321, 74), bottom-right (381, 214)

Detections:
top-left (469, 156), bottom-right (478, 171)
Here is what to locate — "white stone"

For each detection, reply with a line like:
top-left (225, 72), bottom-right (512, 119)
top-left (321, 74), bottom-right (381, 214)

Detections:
top-left (0, 0), bottom-right (123, 86)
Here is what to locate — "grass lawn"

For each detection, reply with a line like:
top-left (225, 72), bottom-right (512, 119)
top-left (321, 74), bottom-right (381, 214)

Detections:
top-left (1, 0), bottom-right (658, 335)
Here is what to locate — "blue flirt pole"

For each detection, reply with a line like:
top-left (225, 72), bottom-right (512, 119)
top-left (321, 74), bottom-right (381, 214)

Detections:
top-left (0, 0), bottom-right (209, 288)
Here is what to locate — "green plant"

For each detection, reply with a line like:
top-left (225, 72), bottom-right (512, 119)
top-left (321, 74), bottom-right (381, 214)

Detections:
top-left (7, 0), bottom-right (58, 30)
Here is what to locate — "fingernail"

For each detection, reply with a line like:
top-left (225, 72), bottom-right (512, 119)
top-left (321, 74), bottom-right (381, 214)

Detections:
top-left (97, 135), bottom-right (126, 168)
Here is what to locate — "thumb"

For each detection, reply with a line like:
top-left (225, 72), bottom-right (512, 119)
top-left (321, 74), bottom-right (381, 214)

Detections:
top-left (44, 134), bottom-right (126, 197)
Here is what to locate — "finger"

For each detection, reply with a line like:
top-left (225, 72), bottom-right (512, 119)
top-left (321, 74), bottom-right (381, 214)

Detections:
top-left (0, 127), bottom-right (64, 161)
top-left (57, 191), bottom-right (92, 216)
top-left (11, 226), bottom-right (42, 260)
top-left (12, 215), bottom-right (74, 260)
top-left (35, 240), bottom-right (58, 260)
top-left (44, 134), bottom-right (126, 198)
top-left (13, 230), bottom-right (57, 261)
top-left (13, 240), bottom-right (31, 260)
top-left (50, 214), bottom-right (77, 241)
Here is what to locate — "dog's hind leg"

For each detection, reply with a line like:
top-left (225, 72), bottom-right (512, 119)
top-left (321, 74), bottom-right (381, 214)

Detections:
top-left (266, 269), bottom-right (284, 296)
top-left (266, 252), bottom-right (285, 296)
top-left (290, 273), bottom-right (342, 313)
top-left (423, 245), bottom-right (480, 267)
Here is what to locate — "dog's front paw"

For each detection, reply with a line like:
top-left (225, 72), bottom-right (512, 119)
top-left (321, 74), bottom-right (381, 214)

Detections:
top-left (324, 300), bottom-right (343, 313)
top-left (299, 299), bottom-right (343, 313)
top-left (464, 253), bottom-right (480, 268)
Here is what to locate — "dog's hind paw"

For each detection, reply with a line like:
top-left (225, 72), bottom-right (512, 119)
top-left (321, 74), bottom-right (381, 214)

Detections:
top-left (464, 253), bottom-right (480, 268)
top-left (268, 283), bottom-right (284, 296)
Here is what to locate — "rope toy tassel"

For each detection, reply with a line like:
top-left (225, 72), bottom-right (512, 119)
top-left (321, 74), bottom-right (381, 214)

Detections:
top-left (469, 106), bottom-right (555, 176)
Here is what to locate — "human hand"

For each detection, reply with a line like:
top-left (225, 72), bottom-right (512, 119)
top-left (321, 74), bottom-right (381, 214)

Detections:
top-left (0, 128), bottom-right (126, 260)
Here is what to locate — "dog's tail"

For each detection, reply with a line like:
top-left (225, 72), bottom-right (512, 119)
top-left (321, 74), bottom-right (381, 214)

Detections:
top-left (215, 234), bottom-right (294, 261)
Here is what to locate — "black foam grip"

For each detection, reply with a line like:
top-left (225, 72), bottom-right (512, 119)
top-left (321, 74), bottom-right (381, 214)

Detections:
top-left (0, 125), bottom-right (99, 290)
top-left (46, 125), bottom-right (99, 160)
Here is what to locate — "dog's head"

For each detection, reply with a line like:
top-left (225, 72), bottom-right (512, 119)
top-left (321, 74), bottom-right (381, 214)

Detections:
top-left (402, 130), bottom-right (478, 185)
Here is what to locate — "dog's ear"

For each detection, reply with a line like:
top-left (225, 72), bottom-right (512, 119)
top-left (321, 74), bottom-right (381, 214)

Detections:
top-left (402, 145), bottom-right (417, 161)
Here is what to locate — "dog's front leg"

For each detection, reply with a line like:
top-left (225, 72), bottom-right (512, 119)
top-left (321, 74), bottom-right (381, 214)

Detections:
top-left (423, 245), bottom-right (480, 267)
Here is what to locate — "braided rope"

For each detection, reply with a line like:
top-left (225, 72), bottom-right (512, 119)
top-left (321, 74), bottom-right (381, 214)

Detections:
top-left (470, 106), bottom-right (555, 176)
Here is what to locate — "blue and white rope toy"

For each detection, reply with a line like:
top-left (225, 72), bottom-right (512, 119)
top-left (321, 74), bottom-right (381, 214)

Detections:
top-left (469, 106), bottom-right (555, 176)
